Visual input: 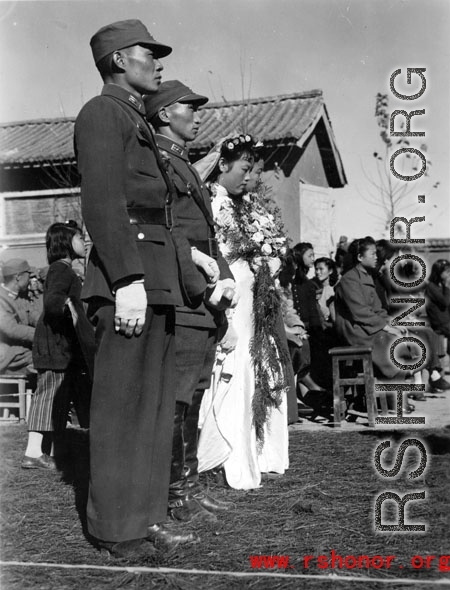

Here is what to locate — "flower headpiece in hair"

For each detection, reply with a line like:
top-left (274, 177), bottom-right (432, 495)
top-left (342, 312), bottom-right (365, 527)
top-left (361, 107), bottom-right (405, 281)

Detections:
top-left (194, 134), bottom-right (259, 181)
top-left (222, 134), bottom-right (253, 152)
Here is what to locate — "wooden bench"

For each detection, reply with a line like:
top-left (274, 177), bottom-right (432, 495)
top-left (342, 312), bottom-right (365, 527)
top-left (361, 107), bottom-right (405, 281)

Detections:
top-left (329, 346), bottom-right (388, 427)
top-left (0, 374), bottom-right (33, 422)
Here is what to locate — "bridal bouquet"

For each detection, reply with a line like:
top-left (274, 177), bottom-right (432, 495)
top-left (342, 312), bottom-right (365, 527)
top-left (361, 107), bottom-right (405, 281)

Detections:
top-left (214, 186), bottom-right (288, 266)
top-left (212, 182), bottom-right (291, 445)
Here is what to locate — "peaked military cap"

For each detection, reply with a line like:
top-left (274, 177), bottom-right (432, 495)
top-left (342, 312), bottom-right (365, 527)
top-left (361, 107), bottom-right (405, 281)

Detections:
top-left (90, 19), bottom-right (172, 65)
top-left (144, 80), bottom-right (208, 121)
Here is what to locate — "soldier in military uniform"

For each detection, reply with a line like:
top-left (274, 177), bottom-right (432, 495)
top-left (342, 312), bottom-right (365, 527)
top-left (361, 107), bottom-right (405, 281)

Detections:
top-left (144, 81), bottom-right (237, 525)
top-left (74, 21), bottom-right (219, 558)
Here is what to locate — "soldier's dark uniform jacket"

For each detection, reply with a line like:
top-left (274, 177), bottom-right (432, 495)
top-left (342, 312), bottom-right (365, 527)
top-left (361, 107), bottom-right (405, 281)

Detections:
top-left (156, 134), bottom-right (234, 328)
top-left (75, 83), bottom-right (194, 543)
top-left (75, 84), bottom-right (184, 306)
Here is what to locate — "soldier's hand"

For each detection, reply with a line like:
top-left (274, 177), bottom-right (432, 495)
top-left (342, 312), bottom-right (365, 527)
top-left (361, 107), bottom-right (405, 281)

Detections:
top-left (191, 247), bottom-right (220, 285)
top-left (205, 279), bottom-right (237, 310)
top-left (114, 281), bottom-right (147, 337)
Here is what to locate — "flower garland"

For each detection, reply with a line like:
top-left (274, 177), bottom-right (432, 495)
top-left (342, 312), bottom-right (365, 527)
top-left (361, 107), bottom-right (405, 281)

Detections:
top-left (212, 182), bottom-right (291, 445)
top-left (213, 182), bottom-right (288, 266)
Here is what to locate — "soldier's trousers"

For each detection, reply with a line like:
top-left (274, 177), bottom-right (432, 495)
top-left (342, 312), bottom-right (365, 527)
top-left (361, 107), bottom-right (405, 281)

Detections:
top-left (86, 302), bottom-right (176, 542)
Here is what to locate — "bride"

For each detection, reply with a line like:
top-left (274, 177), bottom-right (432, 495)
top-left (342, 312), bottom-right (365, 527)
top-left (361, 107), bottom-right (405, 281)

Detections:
top-left (195, 135), bottom-right (289, 490)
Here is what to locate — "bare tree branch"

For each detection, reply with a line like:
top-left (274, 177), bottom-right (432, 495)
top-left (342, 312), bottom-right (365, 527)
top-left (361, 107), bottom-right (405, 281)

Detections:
top-left (361, 93), bottom-right (438, 233)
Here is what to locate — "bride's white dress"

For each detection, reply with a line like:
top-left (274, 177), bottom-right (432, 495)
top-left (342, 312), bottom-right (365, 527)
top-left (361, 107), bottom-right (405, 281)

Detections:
top-left (197, 186), bottom-right (289, 490)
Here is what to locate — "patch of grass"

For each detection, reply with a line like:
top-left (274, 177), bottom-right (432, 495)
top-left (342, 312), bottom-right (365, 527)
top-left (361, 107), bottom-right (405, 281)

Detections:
top-left (1, 423), bottom-right (449, 589)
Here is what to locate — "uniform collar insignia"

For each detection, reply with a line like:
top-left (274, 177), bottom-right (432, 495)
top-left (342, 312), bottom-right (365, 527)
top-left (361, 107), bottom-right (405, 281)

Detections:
top-left (128, 94), bottom-right (142, 110)
top-left (155, 134), bottom-right (188, 160)
top-left (102, 84), bottom-right (145, 113)
top-left (170, 143), bottom-right (184, 156)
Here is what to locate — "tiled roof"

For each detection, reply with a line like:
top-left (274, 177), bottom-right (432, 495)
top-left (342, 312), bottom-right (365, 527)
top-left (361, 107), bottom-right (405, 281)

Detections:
top-left (0, 118), bottom-right (76, 166)
top-left (0, 90), bottom-right (345, 183)
top-left (417, 238), bottom-right (450, 249)
top-left (193, 90), bottom-right (326, 148)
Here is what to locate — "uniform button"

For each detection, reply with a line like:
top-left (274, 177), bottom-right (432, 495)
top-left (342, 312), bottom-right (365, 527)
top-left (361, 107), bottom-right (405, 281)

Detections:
top-left (138, 232), bottom-right (145, 239)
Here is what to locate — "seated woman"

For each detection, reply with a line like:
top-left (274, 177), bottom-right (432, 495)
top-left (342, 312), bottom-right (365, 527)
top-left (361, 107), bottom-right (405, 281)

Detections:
top-left (195, 135), bottom-right (290, 490)
top-left (375, 241), bottom-right (450, 394)
top-left (291, 243), bottom-right (334, 393)
top-left (335, 237), bottom-right (444, 412)
top-left (313, 257), bottom-right (338, 326)
top-left (278, 250), bottom-right (330, 415)
top-left (425, 259), bottom-right (450, 390)
top-left (335, 237), bottom-right (420, 413)
top-left (291, 242), bottom-right (321, 330)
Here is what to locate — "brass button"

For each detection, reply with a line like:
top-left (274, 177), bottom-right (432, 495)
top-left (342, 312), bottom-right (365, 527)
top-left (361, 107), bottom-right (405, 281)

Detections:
top-left (137, 232), bottom-right (145, 239)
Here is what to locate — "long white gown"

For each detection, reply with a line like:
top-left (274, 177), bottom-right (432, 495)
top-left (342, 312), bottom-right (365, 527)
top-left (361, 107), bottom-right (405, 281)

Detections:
top-left (197, 186), bottom-right (289, 490)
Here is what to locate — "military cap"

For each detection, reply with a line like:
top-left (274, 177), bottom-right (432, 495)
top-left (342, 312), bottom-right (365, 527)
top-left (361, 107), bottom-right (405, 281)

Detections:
top-left (144, 80), bottom-right (208, 121)
top-left (90, 19), bottom-right (172, 65)
top-left (1, 258), bottom-right (31, 278)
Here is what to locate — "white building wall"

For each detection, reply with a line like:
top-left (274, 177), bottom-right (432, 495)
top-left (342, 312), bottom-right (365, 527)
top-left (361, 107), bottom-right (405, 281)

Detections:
top-left (298, 183), bottom-right (336, 258)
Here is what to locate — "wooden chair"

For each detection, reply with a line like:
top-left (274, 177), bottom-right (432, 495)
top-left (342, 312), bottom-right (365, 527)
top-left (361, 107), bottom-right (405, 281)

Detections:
top-left (0, 374), bottom-right (32, 421)
top-left (329, 346), bottom-right (388, 427)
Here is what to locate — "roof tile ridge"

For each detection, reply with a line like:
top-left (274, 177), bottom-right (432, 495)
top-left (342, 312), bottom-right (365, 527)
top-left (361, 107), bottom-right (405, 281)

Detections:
top-left (0, 117), bottom-right (76, 128)
top-left (203, 89), bottom-right (323, 109)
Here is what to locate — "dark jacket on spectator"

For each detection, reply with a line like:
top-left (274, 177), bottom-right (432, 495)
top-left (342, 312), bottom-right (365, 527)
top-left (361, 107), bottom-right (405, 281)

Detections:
top-left (291, 280), bottom-right (322, 330)
top-left (425, 281), bottom-right (450, 338)
top-left (335, 264), bottom-right (400, 378)
top-left (32, 261), bottom-right (86, 371)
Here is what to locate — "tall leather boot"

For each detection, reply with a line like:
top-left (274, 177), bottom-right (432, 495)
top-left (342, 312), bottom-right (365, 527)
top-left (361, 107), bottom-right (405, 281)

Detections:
top-left (184, 390), bottom-right (235, 513)
top-left (183, 389), bottom-right (203, 490)
top-left (168, 401), bottom-right (216, 523)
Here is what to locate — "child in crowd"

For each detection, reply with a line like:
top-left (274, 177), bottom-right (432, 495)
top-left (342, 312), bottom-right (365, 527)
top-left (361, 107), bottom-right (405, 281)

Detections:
top-left (22, 221), bottom-right (93, 469)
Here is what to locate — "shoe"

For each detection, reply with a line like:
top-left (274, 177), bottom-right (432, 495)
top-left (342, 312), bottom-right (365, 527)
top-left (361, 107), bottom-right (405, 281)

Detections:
top-left (408, 392), bottom-right (426, 402)
top-left (297, 403), bottom-right (314, 417)
top-left (429, 377), bottom-right (450, 393)
top-left (146, 522), bottom-right (199, 547)
top-left (169, 496), bottom-right (217, 523)
top-left (437, 376), bottom-right (450, 390)
top-left (21, 454), bottom-right (57, 470)
top-left (192, 490), bottom-right (235, 513)
top-left (403, 402), bottom-right (415, 414)
top-left (97, 538), bottom-right (156, 559)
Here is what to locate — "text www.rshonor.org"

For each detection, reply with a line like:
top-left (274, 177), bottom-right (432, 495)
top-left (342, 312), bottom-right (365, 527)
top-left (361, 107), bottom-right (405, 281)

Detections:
top-left (249, 551), bottom-right (450, 571)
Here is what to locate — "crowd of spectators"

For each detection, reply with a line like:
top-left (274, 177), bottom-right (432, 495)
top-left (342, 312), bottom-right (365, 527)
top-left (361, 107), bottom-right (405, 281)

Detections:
top-left (278, 236), bottom-right (450, 417)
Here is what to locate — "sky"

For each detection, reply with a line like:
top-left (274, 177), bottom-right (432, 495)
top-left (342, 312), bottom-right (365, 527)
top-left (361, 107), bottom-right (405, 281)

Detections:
top-left (1, 0), bottom-right (449, 241)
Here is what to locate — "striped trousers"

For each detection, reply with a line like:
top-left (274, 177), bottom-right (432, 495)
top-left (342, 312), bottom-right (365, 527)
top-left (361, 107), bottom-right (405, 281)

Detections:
top-left (27, 370), bottom-right (71, 432)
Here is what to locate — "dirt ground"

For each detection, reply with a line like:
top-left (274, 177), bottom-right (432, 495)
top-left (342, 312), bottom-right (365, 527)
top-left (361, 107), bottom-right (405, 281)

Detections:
top-left (1, 407), bottom-right (449, 590)
top-left (293, 386), bottom-right (450, 432)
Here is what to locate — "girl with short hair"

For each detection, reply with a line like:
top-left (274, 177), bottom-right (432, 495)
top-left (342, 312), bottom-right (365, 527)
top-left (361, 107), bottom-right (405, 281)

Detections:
top-left (22, 221), bottom-right (93, 469)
